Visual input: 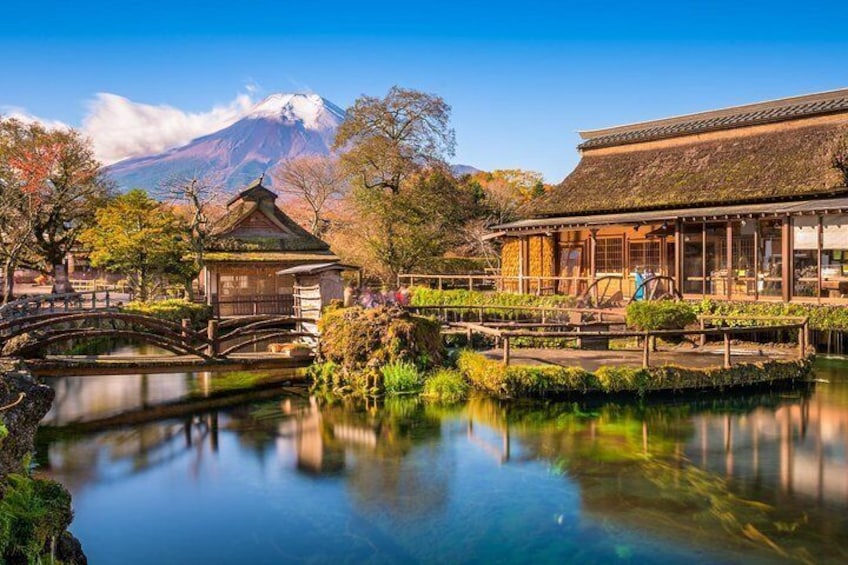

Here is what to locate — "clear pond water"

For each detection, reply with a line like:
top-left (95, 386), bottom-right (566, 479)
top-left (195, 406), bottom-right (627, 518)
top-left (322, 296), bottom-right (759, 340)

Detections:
top-left (36, 355), bottom-right (848, 564)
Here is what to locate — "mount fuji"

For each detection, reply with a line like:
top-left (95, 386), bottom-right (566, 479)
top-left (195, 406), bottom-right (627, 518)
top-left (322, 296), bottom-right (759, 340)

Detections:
top-left (105, 93), bottom-right (346, 192)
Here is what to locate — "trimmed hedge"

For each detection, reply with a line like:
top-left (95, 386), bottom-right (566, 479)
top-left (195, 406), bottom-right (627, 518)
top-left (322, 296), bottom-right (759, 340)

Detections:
top-left (120, 299), bottom-right (212, 327)
top-left (456, 350), bottom-right (811, 398)
top-left (693, 299), bottom-right (848, 331)
top-left (626, 301), bottom-right (697, 330)
top-left (410, 288), bottom-right (576, 310)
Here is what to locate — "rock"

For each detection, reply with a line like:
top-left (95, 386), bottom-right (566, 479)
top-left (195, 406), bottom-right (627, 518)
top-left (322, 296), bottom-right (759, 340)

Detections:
top-left (56, 531), bottom-right (88, 565)
top-left (0, 362), bottom-right (55, 479)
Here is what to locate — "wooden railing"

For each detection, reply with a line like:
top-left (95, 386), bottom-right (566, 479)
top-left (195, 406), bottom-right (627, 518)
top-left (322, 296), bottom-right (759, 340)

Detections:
top-left (398, 273), bottom-right (591, 295)
top-left (407, 304), bottom-right (625, 324)
top-left (0, 291), bottom-right (115, 320)
top-left (211, 294), bottom-right (295, 317)
top-left (445, 311), bottom-right (809, 368)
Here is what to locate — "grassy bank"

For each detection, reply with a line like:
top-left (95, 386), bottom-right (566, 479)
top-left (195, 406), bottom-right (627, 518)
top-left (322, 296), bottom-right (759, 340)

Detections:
top-left (456, 350), bottom-right (813, 398)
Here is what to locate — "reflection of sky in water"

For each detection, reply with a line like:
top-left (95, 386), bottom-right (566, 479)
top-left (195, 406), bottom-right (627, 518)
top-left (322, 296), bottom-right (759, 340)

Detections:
top-left (37, 360), bottom-right (848, 564)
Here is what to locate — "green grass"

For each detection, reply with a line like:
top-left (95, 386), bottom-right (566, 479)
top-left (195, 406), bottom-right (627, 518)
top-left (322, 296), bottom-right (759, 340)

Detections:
top-left (423, 369), bottom-right (469, 403)
top-left (381, 361), bottom-right (423, 394)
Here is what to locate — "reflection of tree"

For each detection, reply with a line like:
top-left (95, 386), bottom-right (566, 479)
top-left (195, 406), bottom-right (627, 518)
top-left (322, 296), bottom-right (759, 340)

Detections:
top-left (327, 397), bottom-right (450, 519)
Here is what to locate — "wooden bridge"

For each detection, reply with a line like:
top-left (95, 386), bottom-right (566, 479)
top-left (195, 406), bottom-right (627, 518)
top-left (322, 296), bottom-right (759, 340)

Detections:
top-left (0, 293), bottom-right (318, 368)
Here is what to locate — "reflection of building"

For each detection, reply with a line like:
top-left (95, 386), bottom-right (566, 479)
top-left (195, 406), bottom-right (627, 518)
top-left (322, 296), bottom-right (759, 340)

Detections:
top-left (689, 398), bottom-right (848, 503)
top-left (203, 178), bottom-right (345, 317)
top-left (494, 88), bottom-right (848, 302)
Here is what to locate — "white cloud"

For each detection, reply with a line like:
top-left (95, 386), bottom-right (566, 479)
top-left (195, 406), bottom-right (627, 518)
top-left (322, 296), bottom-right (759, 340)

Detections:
top-left (82, 92), bottom-right (256, 165)
top-left (0, 106), bottom-right (70, 130)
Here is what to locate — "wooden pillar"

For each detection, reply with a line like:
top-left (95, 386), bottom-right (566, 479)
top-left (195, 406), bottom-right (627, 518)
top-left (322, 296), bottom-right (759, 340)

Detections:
top-left (519, 236), bottom-right (530, 294)
top-left (502, 335), bottom-right (511, 365)
top-left (207, 319), bottom-right (219, 357)
top-left (589, 229), bottom-right (597, 282)
top-left (674, 220), bottom-right (683, 293)
top-left (702, 221), bottom-right (707, 297)
top-left (782, 217), bottom-right (792, 302)
top-left (753, 220), bottom-right (760, 300)
top-left (817, 215), bottom-right (823, 304)
top-left (642, 332), bottom-right (651, 368)
top-left (723, 330), bottom-right (731, 369)
top-left (726, 221), bottom-right (733, 300)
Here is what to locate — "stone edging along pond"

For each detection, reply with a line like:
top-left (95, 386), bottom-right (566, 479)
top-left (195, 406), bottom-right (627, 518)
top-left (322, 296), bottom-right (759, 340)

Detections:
top-left (455, 350), bottom-right (816, 399)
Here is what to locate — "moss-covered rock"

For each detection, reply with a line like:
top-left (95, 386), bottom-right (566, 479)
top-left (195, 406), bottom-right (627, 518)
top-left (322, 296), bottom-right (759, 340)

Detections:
top-left (316, 306), bottom-right (443, 392)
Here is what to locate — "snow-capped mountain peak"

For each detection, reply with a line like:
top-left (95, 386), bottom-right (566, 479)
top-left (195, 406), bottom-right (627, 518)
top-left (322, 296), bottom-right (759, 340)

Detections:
top-left (246, 93), bottom-right (345, 130)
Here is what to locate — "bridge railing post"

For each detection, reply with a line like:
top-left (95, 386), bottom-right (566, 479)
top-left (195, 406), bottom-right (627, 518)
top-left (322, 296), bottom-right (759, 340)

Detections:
top-left (181, 318), bottom-right (191, 342)
top-left (207, 319), bottom-right (219, 357)
top-left (105, 290), bottom-right (110, 308)
top-left (91, 292), bottom-right (96, 309)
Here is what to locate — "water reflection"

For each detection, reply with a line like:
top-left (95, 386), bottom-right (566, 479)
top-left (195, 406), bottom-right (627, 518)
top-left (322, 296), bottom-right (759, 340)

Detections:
top-left (37, 361), bottom-right (848, 564)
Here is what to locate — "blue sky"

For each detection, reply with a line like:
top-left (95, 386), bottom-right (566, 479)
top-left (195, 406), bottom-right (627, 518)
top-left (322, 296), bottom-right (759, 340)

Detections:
top-left (2, 0), bottom-right (847, 181)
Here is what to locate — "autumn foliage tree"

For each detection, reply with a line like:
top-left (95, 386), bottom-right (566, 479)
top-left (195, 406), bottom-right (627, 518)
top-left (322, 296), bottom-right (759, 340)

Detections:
top-left (271, 155), bottom-right (349, 236)
top-left (0, 117), bottom-right (109, 299)
top-left (331, 87), bottom-right (464, 281)
top-left (79, 190), bottom-right (194, 301)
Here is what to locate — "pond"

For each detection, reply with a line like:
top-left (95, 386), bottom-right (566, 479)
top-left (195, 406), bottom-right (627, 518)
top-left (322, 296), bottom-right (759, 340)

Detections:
top-left (35, 355), bottom-right (848, 564)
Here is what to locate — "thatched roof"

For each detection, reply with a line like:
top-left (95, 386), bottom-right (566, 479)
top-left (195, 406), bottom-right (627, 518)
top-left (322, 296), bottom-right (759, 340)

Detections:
top-left (204, 251), bottom-right (339, 263)
top-left (578, 88), bottom-right (848, 150)
top-left (530, 118), bottom-right (848, 218)
top-left (212, 178), bottom-right (331, 253)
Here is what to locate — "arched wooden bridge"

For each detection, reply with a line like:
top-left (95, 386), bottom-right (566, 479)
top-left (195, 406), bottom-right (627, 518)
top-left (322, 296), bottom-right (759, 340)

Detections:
top-left (0, 308), bottom-right (317, 361)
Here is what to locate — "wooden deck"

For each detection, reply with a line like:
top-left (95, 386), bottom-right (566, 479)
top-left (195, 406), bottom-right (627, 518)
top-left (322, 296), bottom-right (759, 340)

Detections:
top-left (481, 344), bottom-right (800, 372)
top-left (27, 352), bottom-right (314, 376)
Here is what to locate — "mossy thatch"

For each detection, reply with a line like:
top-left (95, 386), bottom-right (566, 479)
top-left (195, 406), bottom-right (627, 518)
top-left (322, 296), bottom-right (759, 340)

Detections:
top-left (531, 121), bottom-right (848, 217)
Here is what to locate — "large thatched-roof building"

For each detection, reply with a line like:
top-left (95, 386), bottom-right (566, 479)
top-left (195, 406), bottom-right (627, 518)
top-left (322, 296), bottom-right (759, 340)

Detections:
top-left (203, 178), bottom-right (346, 316)
top-left (495, 88), bottom-right (848, 302)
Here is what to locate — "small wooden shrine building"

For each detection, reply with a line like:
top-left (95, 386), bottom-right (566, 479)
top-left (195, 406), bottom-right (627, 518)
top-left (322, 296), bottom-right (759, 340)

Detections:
top-left (495, 88), bottom-right (848, 303)
top-left (203, 178), bottom-right (344, 316)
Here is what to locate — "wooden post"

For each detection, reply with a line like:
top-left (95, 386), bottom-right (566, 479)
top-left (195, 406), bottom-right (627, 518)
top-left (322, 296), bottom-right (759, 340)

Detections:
top-left (91, 292), bottom-right (96, 309)
top-left (701, 221), bottom-right (707, 297)
top-left (723, 330), bottom-right (731, 369)
top-left (726, 221), bottom-right (733, 300)
top-left (438, 276), bottom-right (443, 290)
top-left (803, 320), bottom-right (810, 357)
top-left (816, 215), bottom-right (823, 304)
top-left (753, 220), bottom-right (760, 300)
top-left (782, 217), bottom-right (791, 302)
top-left (699, 317), bottom-right (706, 347)
top-left (207, 319), bottom-right (219, 357)
top-left (798, 321), bottom-right (807, 359)
top-left (105, 290), bottom-right (110, 308)
top-left (503, 335), bottom-right (510, 365)
top-left (642, 332), bottom-right (650, 368)
top-left (181, 318), bottom-right (191, 338)
top-left (468, 276), bottom-right (473, 291)
top-left (674, 220), bottom-right (683, 292)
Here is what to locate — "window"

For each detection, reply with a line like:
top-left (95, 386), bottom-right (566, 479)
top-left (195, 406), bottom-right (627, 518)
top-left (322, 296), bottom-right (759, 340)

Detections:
top-left (628, 240), bottom-right (661, 273)
top-left (595, 237), bottom-right (623, 273)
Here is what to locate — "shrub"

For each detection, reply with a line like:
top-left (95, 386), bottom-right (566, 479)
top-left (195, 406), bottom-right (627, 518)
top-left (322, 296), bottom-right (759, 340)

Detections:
top-left (693, 299), bottom-right (848, 331)
top-left (423, 369), bottom-right (469, 403)
top-left (381, 361), bottom-right (422, 394)
top-left (626, 301), bottom-right (696, 330)
top-left (317, 306), bottom-right (444, 392)
top-left (0, 474), bottom-right (74, 563)
top-left (120, 298), bottom-right (212, 327)
top-left (410, 288), bottom-right (576, 311)
top-left (456, 349), bottom-right (508, 395)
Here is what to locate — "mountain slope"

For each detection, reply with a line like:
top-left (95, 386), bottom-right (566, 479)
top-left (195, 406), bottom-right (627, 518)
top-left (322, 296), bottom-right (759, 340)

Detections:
top-left (105, 93), bottom-right (345, 192)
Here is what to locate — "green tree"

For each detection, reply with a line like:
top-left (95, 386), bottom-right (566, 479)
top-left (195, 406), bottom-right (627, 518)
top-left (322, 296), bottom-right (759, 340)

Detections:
top-left (331, 87), bottom-right (461, 281)
top-left (79, 190), bottom-right (194, 301)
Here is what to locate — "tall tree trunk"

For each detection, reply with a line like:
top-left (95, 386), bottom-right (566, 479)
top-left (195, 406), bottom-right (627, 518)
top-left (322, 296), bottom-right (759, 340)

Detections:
top-left (2, 259), bottom-right (15, 304)
top-left (51, 262), bottom-right (72, 294)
